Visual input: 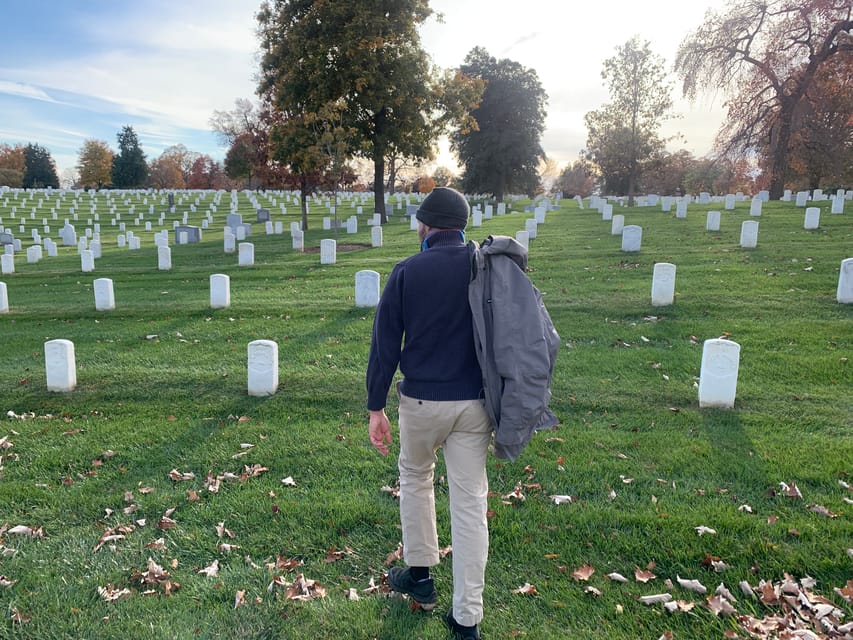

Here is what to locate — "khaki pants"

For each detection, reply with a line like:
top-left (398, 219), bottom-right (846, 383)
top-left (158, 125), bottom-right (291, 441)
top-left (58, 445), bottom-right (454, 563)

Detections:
top-left (397, 392), bottom-right (492, 627)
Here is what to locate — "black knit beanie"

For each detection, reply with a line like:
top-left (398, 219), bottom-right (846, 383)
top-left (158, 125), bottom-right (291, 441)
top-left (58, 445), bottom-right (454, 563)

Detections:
top-left (415, 187), bottom-right (470, 229)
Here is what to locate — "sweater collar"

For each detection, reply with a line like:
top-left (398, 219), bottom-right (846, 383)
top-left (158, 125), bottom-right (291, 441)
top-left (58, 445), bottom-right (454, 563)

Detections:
top-left (422, 228), bottom-right (466, 250)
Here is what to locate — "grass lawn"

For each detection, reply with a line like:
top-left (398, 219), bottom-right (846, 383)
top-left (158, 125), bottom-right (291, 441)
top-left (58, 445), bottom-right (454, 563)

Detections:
top-left (0, 189), bottom-right (851, 639)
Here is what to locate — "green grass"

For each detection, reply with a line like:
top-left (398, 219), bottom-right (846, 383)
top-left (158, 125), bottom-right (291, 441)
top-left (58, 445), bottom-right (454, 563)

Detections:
top-left (0, 190), bottom-right (851, 639)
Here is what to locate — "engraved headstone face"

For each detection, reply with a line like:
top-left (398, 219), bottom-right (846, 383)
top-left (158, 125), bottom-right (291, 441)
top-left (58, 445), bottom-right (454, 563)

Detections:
top-left (371, 225), bottom-right (383, 248)
top-left (602, 203), bottom-right (613, 221)
top-left (803, 207), bottom-right (820, 230)
top-left (94, 278), bottom-right (115, 311)
top-left (706, 211), bottom-right (721, 231)
top-left (210, 274), bottom-right (230, 309)
top-left (45, 339), bottom-right (77, 392)
top-left (292, 230), bottom-right (304, 252)
top-left (837, 258), bottom-right (853, 304)
top-left (238, 242), bottom-right (254, 266)
top-left (749, 198), bottom-right (762, 217)
top-left (346, 216), bottom-right (358, 234)
top-left (611, 214), bottom-right (625, 236)
top-left (698, 339), bottom-right (740, 408)
top-left (740, 220), bottom-right (759, 248)
top-left (247, 339), bottom-right (278, 396)
top-left (81, 249), bottom-right (95, 273)
top-left (515, 230), bottom-right (529, 250)
top-left (355, 270), bottom-right (380, 308)
top-left (651, 263), bottom-right (676, 306)
top-left (320, 239), bottom-right (336, 265)
top-left (158, 245), bottom-right (172, 271)
top-left (675, 201), bottom-right (687, 218)
top-left (621, 225), bottom-right (642, 252)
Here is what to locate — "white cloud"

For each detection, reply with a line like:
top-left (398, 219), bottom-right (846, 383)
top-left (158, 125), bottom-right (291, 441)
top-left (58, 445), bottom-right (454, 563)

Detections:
top-left (0, 81), bottom-right (58, 103)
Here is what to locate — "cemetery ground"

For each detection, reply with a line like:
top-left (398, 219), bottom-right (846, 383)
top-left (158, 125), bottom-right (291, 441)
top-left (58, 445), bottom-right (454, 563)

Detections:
top-left (0, 191), bottom-right (851, 640)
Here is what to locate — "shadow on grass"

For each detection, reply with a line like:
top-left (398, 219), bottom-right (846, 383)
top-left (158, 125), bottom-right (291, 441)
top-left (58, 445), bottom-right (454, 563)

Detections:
top-left (699, 408), bottom-right (769, 491)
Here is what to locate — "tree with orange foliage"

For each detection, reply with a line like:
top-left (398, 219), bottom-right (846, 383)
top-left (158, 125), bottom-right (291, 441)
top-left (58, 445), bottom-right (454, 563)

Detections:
top-left (675, 0), bottom-right (852, 200)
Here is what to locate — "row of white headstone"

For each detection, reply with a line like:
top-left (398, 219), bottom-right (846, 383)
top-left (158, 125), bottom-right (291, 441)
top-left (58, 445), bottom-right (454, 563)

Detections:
top-left (0, 268), bottom-right (384, 315)
top-left (34, 334), bottom-right (743, 407)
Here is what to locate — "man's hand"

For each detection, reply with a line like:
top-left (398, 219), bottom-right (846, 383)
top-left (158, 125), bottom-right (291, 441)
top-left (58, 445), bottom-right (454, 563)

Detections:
top-left (369, 409), bottom-right (392, 456)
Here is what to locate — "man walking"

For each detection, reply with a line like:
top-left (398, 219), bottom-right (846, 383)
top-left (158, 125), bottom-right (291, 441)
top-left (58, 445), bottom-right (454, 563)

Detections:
top-left (367, 187), bottom-right (488, 640)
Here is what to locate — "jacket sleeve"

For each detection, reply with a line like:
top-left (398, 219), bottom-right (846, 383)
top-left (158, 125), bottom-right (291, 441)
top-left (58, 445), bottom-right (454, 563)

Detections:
top-left (490, 257), bottom-right (559, 459)
top-left (366, 264), bottom-right (405, 410)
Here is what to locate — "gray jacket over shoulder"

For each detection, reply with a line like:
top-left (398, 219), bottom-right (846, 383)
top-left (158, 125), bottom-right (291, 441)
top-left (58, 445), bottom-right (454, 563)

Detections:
top-left (468, 235), bottom-right (561, 461)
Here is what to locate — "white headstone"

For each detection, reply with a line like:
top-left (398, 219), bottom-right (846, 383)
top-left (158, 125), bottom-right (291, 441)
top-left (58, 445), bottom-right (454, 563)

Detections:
top-left (471, 211), bottom-right (483, 227)
top-left (26, 245), bottom-right (41, 263)
top-left (346, 217), bottom-right (358, 234)
top-left (803, 207), bottom-right (820, 230)
top-left (320, 239), bottom-right (336, 265)
top-left (706, 210), bottom-right (721, 231)
top-left (292, 230), bottom-right (304, 252)
top-left (621, 225), bottom-right (642, 252)
top-left (355, 270), bottom-right (380, 308)
top-left (158, 245), bottom-right (172, 271)
top-left (236, 226), bottom-right (247, 241)
top-left (749, 198), bottom-right (762, 217)
top-left (795, 191), bottom-right (809, 207)
top-left (837, 258), bottom-right (853, 304)
top-left (210, 274), bottom-right (230, 309)
top-left (44, 339), bottom-right (77, 392)
top-left (89, 241), bottom-right (101, 259)
top-left (831, 196), bottom-right (845, 214)
top-left (224, 235), bottom-right (236, 253)
top-left (94, 278), bottom-right (115, 311)
top-left (724, 194), bottom-right (736, 210)
top-left (661, 197), bottom-right (673, 212)
top-left (117, 234), bottom-right (126, 248)
top-left (81, 250), bottom-right (95, 272)
top-left (602, 203), bottom-right (613, 220)
top-left (247, 340), bottom-right (278, 396)
top-left (409, 215), bottom-right (419, 231)
top-left (534, 207), bottom-right (546, 223)
top-left (238, 242), bottom-right (254, 266)
top-left (371, 225), bottom-right (383, 247)
top-left (525, 219), bottom-right (538, 239)
top-left (740, 220), bottom-right (759, 248)
top-left (323, 217), bottom-right (331, 231)
top-left (515, 230), bottom-right (529, 249)
top-left (651, 263), bottom-right (676, 307)
top-left (611, 214), bottom-right (625, 235)
top-left (0, 281), bottom-right (7, 313)
top-left (698, 339), bottom-right (740, 409)
top-left (675, 201), bottom-right (687, 219)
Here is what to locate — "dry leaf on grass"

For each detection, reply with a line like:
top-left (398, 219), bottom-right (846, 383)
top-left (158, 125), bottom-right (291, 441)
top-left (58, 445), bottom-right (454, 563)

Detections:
top-left (635, 568), bottom-right (657, 583)
top-left (98, 584), bottom-right (131, 602)
top-left (607, 572), bottom-right (629, 583)
top-left (571, 565), bottom-right (595, 581)
top-left (197, 560), bottom-right (219, 577)
top-left (639, 593), bottom-right (673, 605)
top-left (677, 576), bottom-right (707, 594)
top-left (512, 583), bottom-right (538, 596)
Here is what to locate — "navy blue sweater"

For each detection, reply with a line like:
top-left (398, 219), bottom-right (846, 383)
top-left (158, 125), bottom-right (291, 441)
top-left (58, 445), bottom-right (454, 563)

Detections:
top-left (366, 229), bottom-right (483, 410)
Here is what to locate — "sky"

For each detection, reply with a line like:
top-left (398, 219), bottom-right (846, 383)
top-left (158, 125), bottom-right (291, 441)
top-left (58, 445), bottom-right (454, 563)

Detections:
top-left (0, 0), bottom-right (731, 182)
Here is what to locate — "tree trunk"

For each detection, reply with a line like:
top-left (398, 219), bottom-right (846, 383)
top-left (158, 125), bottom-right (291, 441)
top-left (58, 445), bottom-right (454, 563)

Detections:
top-left (300, 175), bottom-right (309, 231)
top-left (769, 105), bottom-right (794, 201)
top-left (374, 153), bottom-right (387, 223)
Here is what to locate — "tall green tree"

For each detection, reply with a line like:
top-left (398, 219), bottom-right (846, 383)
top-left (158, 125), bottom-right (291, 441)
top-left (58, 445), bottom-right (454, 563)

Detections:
top-left (584, 36), bottom-right (674, 204)
top-left (674, 0), bottom-right (852, 200)
top-left (111, 125), bottom-right (148, 188)
top-left (22, 143), bottom-right (59, 189)
top-left (256, 1), bottom-right (478, 221)
top-left (77, 139), bottom-right (114, 189)
top-left (451, 47), bottom-right (547, 202)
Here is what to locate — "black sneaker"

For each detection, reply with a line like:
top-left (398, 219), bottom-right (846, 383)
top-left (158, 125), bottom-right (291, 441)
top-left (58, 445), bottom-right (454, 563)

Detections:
top-left (445, 609), bottom-right (480, 639)
top-left (386, 566), bottom-right (437, 610)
